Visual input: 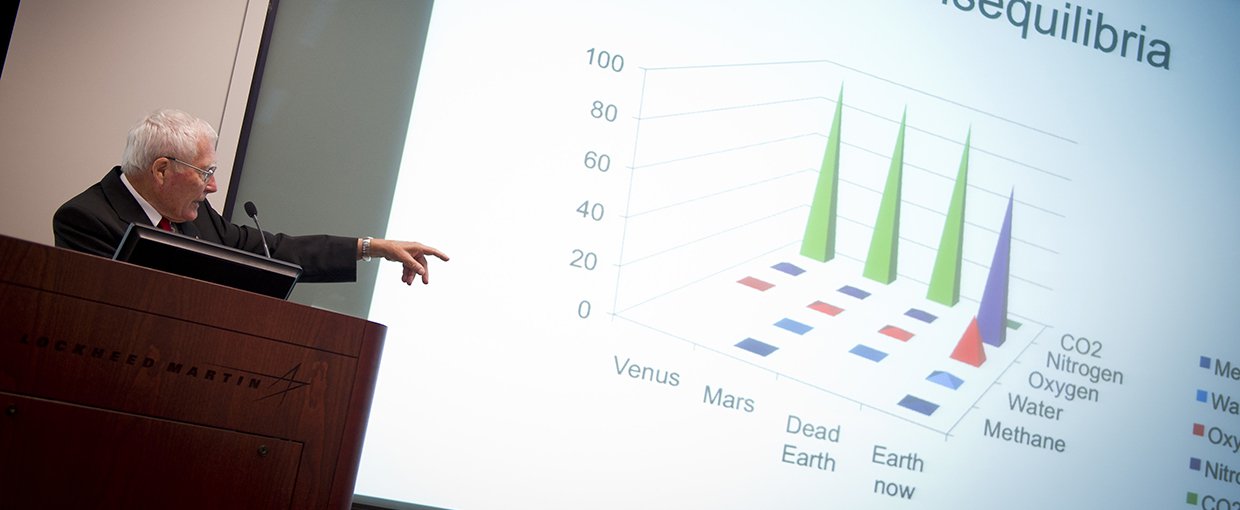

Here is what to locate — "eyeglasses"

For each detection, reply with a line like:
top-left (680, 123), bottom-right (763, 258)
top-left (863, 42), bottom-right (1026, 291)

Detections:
top-left (165, 156), bottom-right (217, 183)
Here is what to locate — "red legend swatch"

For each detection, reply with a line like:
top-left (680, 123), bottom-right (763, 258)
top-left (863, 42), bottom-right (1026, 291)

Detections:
top-left (879, 325), bottom-right (914, 342)
top-left (738, 277), bottom-right (774, 291)
top-left (808, 300), bottom-right (844, 316)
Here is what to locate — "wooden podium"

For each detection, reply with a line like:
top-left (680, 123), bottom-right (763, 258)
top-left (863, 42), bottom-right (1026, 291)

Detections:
top-left (0, 235), bottom-right (386, 509)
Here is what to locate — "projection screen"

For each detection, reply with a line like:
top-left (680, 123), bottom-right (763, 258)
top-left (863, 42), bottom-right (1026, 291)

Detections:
top-left (355, 1), bottom-right (1240, 508)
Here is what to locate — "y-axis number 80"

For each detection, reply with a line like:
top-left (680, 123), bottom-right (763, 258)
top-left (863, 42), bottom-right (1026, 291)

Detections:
top-left (591, 101), bottom-right (618, 122)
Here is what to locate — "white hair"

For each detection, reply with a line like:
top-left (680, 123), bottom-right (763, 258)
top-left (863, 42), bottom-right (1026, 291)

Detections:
top-left (120, 109), bottom-right (218, 175)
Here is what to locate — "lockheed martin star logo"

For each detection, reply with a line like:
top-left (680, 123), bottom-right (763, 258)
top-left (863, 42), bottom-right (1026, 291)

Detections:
top-left (217, 362), bottom-right (312, 405)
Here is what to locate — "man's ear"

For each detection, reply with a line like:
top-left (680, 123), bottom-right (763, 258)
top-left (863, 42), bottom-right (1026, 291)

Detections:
top-left (150, 157), bottom-right (171, 185)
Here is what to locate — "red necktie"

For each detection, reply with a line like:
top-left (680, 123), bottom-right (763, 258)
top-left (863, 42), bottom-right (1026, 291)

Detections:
top-left (157, 217), bottom-right (173, 232)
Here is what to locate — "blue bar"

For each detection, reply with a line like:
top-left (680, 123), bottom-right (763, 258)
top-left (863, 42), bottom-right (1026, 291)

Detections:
top-left (898, 395), bottom-right (939, 416)
top-left (772, 262), bottom-right (805, 276)
top-left (905, 308), bottom-right (937, 323)
top-left (775, 318), bottom-right (813, 335)
top-left (838, 285), bottom-right (870, 299)
top-left (849, 344), bottom-right (887, 362)
top-left (926, 370), bottom-right (964, 390)
top-left (736, 338), bottom-right (778, 357)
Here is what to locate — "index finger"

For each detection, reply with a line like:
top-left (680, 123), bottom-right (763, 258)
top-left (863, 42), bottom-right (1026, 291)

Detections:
top-left (421, 245), bottom-right (449, 262)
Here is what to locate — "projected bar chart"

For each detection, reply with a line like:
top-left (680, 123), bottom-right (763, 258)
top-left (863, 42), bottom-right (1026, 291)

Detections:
top-left (719, 129), bottom-right (1020, 424)
top-left (614, 76), bottom-right (1054, 433)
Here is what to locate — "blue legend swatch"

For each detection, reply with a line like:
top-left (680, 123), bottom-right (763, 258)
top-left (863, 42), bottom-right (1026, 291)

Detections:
top-left (772, 262), bottom-right (806, 276)
top-left (898, 395), bottom-right (940, 416)
top-left (927, 370), bottom-right (964, 390)
top-left (1197, 390), bottom-right (1209, 402)
top-left (838, 285), bottom-right (871, 299)
top-left (849, 344), bottom-right (887, 362)
top-left (905, 308), bottom-right (938, 323)
top-left (736, 338), bottom-right (778, 357)
top-left (775, 318), bottom-right (813, 335)
top-left (1201, 356), bottom-right (1212, 369)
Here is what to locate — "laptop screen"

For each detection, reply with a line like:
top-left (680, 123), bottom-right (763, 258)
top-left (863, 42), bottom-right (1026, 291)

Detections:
top-left (112, 223), bottom-right (301, 299)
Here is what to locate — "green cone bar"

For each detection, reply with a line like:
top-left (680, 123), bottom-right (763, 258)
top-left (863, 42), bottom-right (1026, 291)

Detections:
top-left (800, 88), bottom-right (844, 262)
top-left (863, 110), bottom-right (907, 284)
top-left (927, 131), bottom-right (970, 306)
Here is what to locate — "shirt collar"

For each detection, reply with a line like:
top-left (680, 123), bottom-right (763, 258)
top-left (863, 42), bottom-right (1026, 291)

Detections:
top-left (119, 171), bottom-right (164, 228)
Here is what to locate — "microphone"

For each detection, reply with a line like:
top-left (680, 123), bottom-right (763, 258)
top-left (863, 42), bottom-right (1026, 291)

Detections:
top-left (243, 201), bottom-right (272, 258)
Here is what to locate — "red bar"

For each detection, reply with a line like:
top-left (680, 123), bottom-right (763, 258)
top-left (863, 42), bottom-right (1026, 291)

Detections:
top-left (737, 276), bottom-right (774, 291)
top-left (879, 325), bottom-right (913, 342)
top-left (950, 317), bottom-right (986, 367)
top-left (808, 300), bottom-right (843, 316)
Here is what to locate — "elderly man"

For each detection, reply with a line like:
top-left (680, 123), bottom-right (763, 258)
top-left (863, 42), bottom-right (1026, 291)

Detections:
top-left (53, 109), bottom-right (447, 285)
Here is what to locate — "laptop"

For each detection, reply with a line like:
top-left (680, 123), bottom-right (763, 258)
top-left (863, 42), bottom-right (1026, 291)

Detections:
top-left (112, 223), bottom-right (302, 299)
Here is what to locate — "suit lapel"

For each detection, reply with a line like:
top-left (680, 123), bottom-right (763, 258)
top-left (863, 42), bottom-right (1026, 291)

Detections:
top-left (100, 166), bottom-right (155, 227)
top-left (179, 216), bottom-right (202, 238)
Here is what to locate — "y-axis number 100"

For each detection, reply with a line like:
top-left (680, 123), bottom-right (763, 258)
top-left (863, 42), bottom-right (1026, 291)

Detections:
top-left (586, 48), bottom-right (624, 72)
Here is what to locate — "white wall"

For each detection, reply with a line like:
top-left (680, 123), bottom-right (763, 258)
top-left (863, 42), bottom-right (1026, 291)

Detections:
top-left (0, 0), bottom-right (268, 244)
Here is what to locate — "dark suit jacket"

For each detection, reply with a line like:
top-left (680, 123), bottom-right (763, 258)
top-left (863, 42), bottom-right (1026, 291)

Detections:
top-left (53, 166), bottom-right (357, 283)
